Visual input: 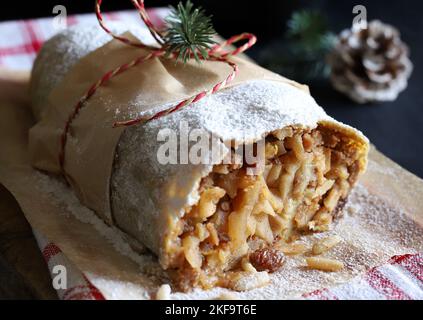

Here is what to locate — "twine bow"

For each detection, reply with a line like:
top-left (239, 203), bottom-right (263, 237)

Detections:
top-left (59, 0), bottom-right (256, 171)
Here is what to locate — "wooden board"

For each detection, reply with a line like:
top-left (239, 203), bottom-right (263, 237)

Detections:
top-left (0, 184), bottom-right (57, 299)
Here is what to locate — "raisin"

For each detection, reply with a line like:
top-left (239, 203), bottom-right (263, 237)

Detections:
top-left (249, 248), bottom-right (285, 273)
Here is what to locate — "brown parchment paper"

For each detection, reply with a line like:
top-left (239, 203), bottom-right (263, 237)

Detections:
top-left (29, 33), bottom-right (306, 225)
top-left (0, 70), bottom-right (422, 299)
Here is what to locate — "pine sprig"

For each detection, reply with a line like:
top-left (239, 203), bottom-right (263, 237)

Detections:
top-left (259, 10), bottom-right (336, 82)
top-left (287, 10), bottom-right (336, 55)
top-left (163, 0), bottom-right (217, 64)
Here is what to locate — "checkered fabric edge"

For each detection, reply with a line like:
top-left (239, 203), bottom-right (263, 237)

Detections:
top-left (0, 8), bottom-right (168, 70)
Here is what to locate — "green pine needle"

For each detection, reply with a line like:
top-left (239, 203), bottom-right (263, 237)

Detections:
top-left (259, 10), bottom-right (335, 82)
top-left (287, 10), bottom-right (335, 55)
top-left (163, 0), bottom-right (217, 64)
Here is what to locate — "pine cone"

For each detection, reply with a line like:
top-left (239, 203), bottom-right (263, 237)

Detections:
top-left (328, 20), bottom-right (413, 103)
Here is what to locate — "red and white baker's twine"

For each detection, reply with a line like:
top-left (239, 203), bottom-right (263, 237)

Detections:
top-left (58, 0), bottom-right (256, 171)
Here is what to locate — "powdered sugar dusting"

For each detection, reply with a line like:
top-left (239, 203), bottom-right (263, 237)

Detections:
top-left (171, 184), bottom-right (422, 300)
top-left (367, 159), bottom-right (396, 177)
top-left (30, 22), bottom-right (156, 119)
top-left (33, 171), bottom-right (422, 299)
top-left (161, 80), bottom-right (329, 143)
top-left (34, 171), bottom-right (166, 285)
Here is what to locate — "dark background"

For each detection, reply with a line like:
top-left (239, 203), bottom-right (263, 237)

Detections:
top-left (2, 0), bottom-right (422, 178)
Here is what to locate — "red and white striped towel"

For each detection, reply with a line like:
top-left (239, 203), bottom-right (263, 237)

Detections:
top-left (36, 227), bottom-right (423, 300)
top-left (34, 231), bottom-right (105, 300)
top-left (1, 10), bottom-right (422, 300)
top-left (0, 9), bottom-right (168, 70)
top-left (303, 254), bottom-right (423, 300)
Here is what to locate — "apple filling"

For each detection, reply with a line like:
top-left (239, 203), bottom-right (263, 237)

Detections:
top-left (166, 125), bottom-right (365, 291)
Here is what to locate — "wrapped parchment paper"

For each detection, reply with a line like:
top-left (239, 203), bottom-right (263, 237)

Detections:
top-left (28, 24), bottom-right (369, 290)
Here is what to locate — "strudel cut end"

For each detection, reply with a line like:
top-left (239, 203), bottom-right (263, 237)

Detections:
top-left (160, 122), bottom-right (368, 291)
